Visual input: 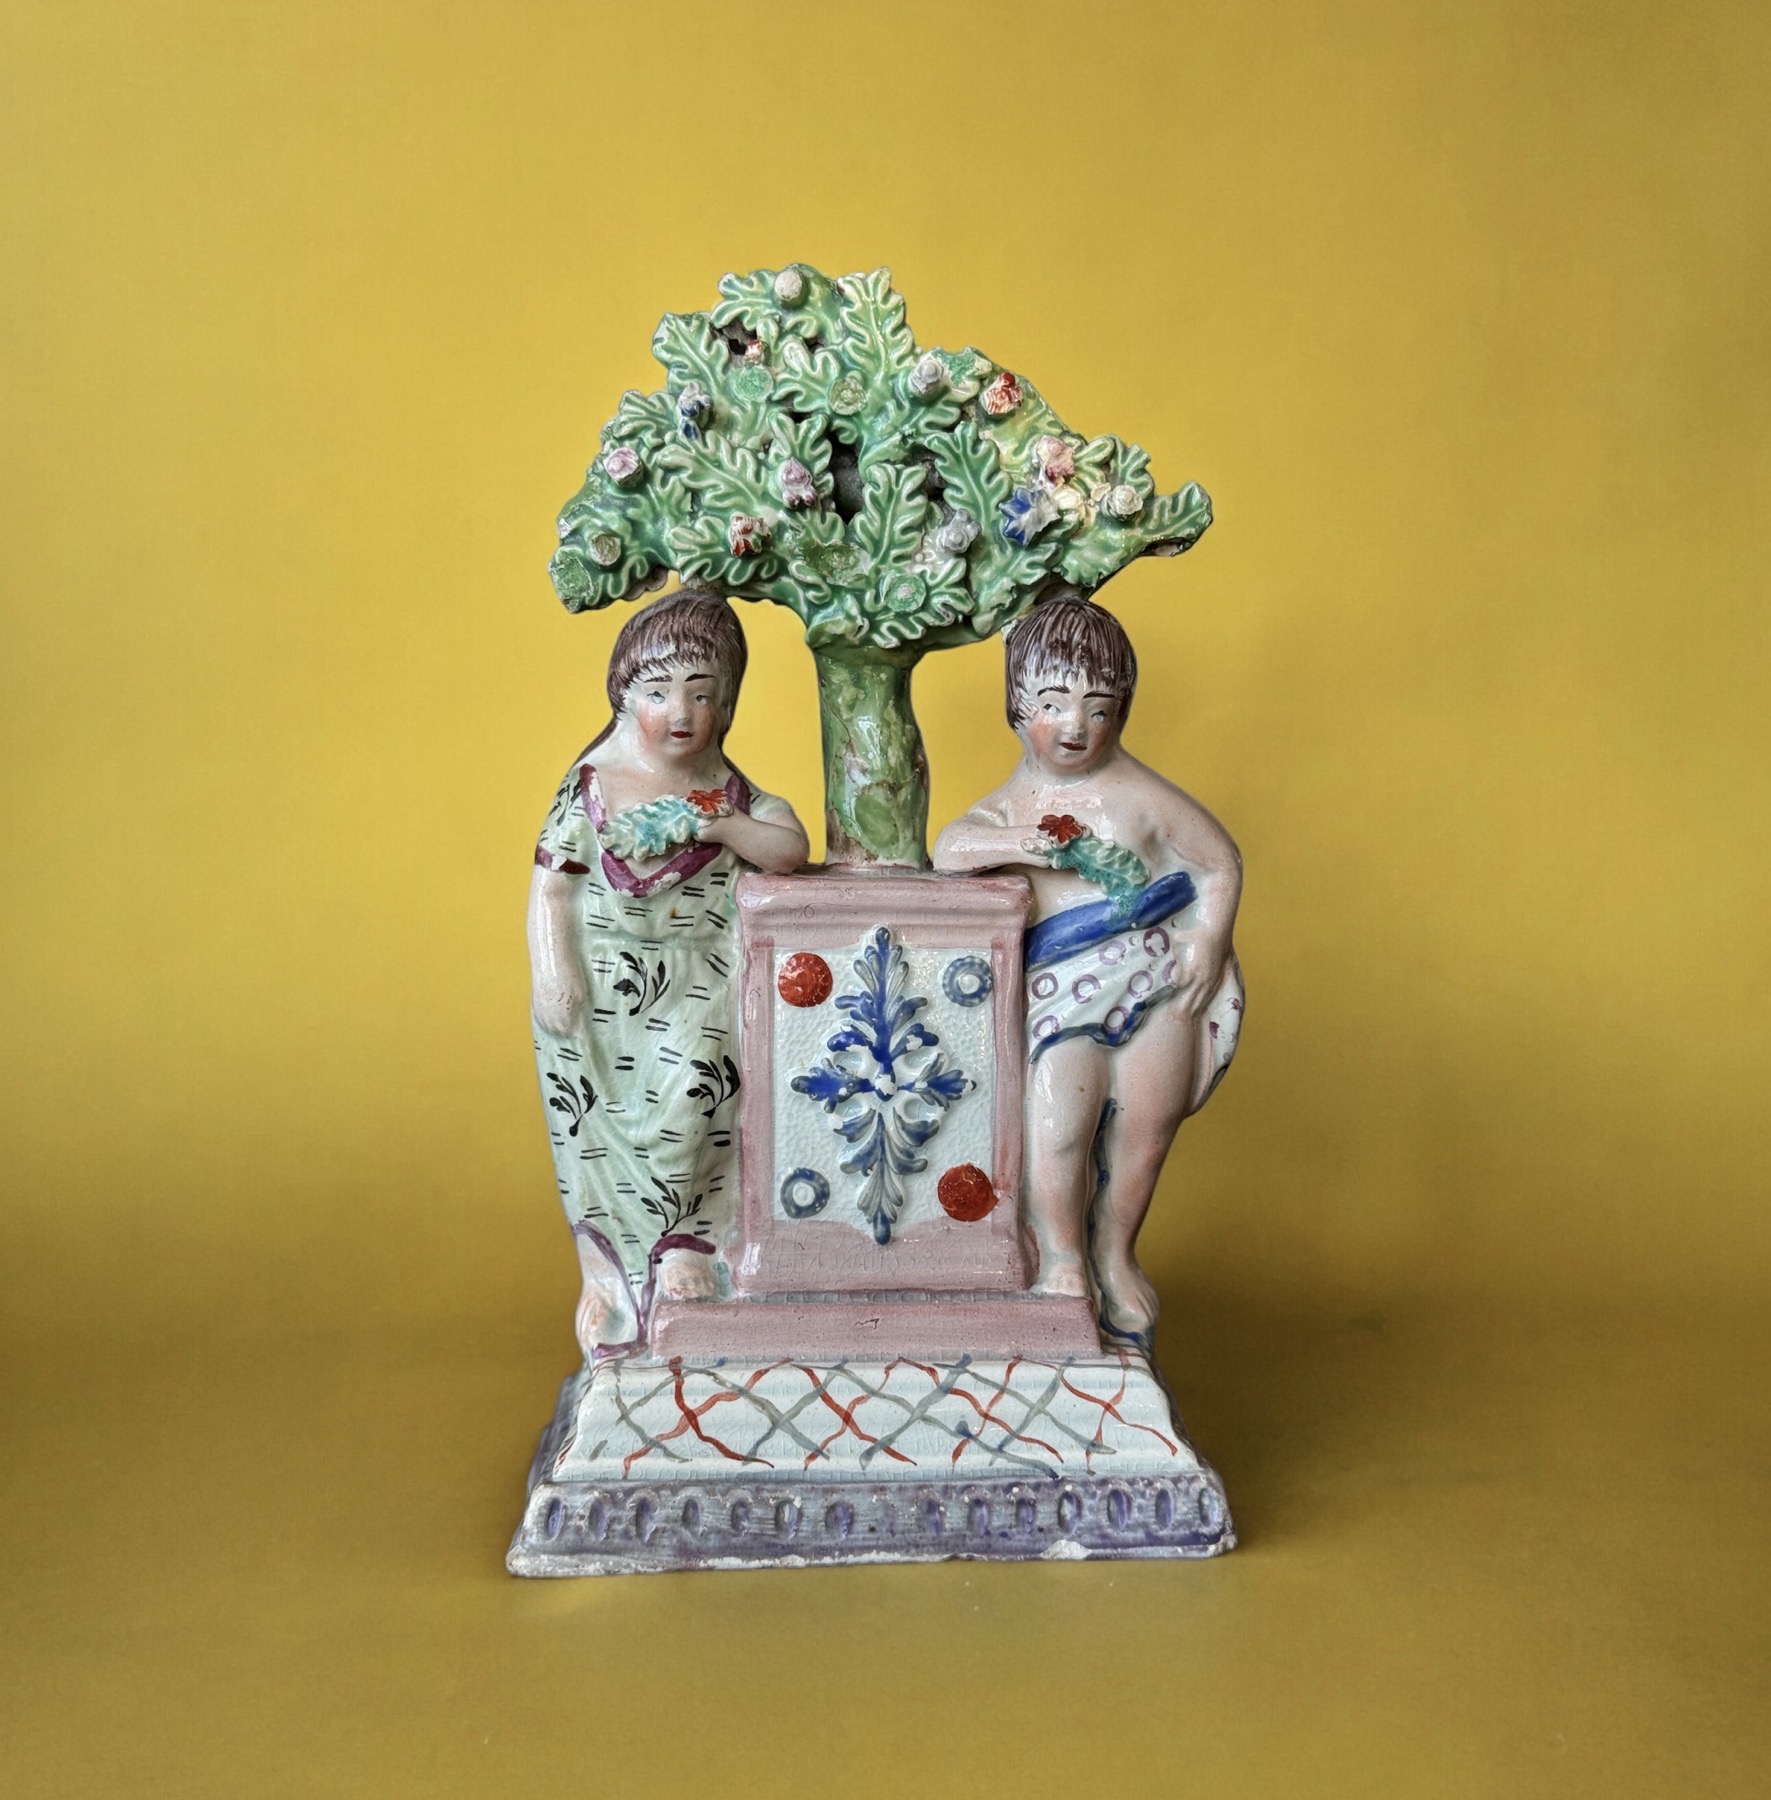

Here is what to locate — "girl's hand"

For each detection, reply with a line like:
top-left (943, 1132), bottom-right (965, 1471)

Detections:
top-left (533, 973), bottom-right (587, 1038)
top-left (688, 788), bottom-right (734, 843)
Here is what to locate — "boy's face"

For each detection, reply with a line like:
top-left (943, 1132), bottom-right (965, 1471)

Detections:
top-left (1017, 670), bottom-right (1123, 775)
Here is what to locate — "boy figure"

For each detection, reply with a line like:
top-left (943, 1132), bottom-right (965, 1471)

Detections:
top-left (933, 593), bottom-right (1243, 1344)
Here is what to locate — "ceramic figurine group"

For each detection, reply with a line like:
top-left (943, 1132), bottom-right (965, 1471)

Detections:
top-left (509, 268), bottom-right (1244, 1574)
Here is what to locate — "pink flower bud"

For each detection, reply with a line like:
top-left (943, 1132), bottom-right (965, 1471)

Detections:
top-left (602, 445), bottom-right (643, 487)
top-left (981, 370), bottom-right (1023, 416)
top-left (1034, 435), bottom-right (1074, 482)
top-left (779, 459), bottom-right (817, 508)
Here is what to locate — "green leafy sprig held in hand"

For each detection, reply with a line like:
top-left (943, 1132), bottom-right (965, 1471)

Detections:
top-left (1037, 813), bottom-right (1150, 917)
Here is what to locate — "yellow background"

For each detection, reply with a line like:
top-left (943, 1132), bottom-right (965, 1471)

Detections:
top-left (3, 3), bottom-right (1767, 1795)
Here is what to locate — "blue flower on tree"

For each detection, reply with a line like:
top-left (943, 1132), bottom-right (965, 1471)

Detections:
top-left (791, 927), bottom-right (974, 1245)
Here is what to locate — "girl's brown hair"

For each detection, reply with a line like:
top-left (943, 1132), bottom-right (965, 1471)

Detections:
top-left (1003, 591), bottom-right (1138, 728)
top-left (602, 587), bottom-right (748, 737)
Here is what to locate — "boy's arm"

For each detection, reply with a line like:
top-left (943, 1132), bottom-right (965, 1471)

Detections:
top-left (932, 795), bottom-right (1054, 874)
top-left (1156, 788), bottom-right (1243, 1019)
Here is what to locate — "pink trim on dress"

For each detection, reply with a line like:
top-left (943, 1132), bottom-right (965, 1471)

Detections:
top-left (579, 765), bottom-right (753, 897)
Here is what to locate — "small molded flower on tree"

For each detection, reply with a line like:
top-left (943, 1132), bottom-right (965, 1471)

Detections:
top-left (588, 531), bottom-right (624, 568)
top-left (1039, 813), bottom-right (1087, 845)
top-left (773, 265), bottom-right (807, 307)
top-left (881, 572), bottom-right (926, 614)
top-left (981, 369), bottom-right (1023, 416)
top-left (728, 513), bottom-right (769, 557)
top-left (1034, 435), bottom-right (1075, 483)
top-left (778, 459), bottom-right (818, 508)
top-left (742, 337), bottom-right (767, 363)
top-left (999, 486), bottom-right (1058, 546)
top-left (831, 372), bottom-right (866, 415)
top-left (676, 382), bottom-right (712, 437)
top-left (602, 445), bottom-right (644, 488)
top-left (934, 511), bottom-right (979, 557)
top-left (908, 353), bottom-right (947, 399)
top-left (549, 549), bottom-right (593, 601)
top-left (1103, 483), bottom-right (1144, 520)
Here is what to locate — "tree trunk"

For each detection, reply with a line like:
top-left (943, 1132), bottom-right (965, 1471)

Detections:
top-left (814, 647), bottom-right (929, 866)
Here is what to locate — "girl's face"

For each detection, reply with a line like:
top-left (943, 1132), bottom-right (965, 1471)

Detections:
top-left (624, 662), bottom-right (723, 762)
top-left (1017, 670), bottom-right (1122, 775)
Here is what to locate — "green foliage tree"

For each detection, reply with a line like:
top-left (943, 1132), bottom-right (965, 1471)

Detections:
top-left (549, 265), bottom-right (1211, 865)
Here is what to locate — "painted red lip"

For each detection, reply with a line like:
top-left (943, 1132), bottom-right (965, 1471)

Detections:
top-left (1060, 740), bottom-right (1087, 750)
top-left (670, 730), bottom-right (694, 739)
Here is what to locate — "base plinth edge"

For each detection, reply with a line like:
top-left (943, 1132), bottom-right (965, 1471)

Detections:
top-left (507, 1355), bottom-right (1234, 1575)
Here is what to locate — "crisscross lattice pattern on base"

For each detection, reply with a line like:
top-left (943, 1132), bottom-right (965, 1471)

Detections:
top-left (509, 1352), bottom-right (1233, 1573)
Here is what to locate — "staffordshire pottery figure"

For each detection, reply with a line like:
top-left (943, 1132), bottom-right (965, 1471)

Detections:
top-left (528, 590), bottom-right (809, 1358)
top-left (932, 594), bottom-right (1242, 1350)
top-left (509, 267), bottom-right (1242, 1574)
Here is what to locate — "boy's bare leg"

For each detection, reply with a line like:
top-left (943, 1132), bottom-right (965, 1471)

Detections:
top-left (1091, 1001), bottom-right (1200, 1338)
top-left (1024, 1034), bottom-right (1112, 1297)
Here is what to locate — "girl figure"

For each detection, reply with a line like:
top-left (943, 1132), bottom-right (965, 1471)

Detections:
top-left (528, 588), bottom-right (809, 1360)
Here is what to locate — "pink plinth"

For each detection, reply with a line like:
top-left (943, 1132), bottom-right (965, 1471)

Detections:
top-left (731, 870), bottom-right (1033, 1296)
top-left (649, 1292), bottom-right (1102, 1362)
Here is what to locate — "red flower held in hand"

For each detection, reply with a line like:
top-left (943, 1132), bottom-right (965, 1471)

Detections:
top-left (1039, 813), bottom-right (1086, 846)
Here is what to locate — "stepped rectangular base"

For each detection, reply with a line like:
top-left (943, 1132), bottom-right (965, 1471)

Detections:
top-left (508, 1351), bottom-right (1234, 1575)
top-left (649, 1291), bottom-right (1102, 1360)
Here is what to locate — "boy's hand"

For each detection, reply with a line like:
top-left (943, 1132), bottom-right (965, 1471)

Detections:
top-left (1170, 930), bottom-right (1230, 1020)
top-left (1021, 828), bottom-right (1059, 861)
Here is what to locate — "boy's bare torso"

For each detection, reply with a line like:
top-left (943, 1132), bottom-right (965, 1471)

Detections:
top-left (965, 748), bottom-right (1234, 920)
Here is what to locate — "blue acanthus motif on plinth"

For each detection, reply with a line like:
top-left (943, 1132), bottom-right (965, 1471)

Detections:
top-left (790, 926), bottom-right (975, 1245)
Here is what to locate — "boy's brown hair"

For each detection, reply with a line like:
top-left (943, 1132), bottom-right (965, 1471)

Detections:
top-left (603, 587), bottom-right (748, 736)
top-left (1003, 591), bottom-right (1138, 729)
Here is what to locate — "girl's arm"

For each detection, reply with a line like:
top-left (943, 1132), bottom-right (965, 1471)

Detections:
top-left (528, 865), bottom-right (587, 1035)
top-left (700, 798), bottom-right (810, 874)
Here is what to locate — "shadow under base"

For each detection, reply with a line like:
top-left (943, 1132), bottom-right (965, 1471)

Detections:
top-left (507, 1352), bottom-right (1234, 1575)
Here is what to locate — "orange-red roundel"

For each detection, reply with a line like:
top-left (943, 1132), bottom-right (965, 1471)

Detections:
top-left (777, 952), bottom-right (833, 1008)
top-left (937, 1164), bottom-right (999, 1222)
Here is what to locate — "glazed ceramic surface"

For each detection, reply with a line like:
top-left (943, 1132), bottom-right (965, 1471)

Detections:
top-left (933, 594), bottom-right (1244, 1352)
top-left (545, 266), bottom-right (1211, 865)
top-left (731, 872), bottom-right (1031, 1297)
top-left (515, 270), bottom-right (1237, 1576)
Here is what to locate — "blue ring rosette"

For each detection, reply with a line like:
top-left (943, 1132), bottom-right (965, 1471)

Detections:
top-left (778, 1168), bottom-right (831, 1219)
top-left (941, 955), bottom-right (994, 1008)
